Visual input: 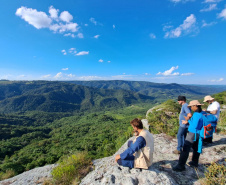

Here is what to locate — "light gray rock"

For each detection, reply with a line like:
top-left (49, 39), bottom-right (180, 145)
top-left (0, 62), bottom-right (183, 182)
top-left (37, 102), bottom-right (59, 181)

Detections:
top-left (80, 133), bottom-right (226, 185)
top-left (0, 164), bottom-right (57, 185)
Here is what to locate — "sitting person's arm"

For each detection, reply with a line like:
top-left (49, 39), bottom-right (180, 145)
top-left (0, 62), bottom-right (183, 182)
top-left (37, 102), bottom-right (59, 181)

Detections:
top-left (115, 136), bottom-right (146, 162)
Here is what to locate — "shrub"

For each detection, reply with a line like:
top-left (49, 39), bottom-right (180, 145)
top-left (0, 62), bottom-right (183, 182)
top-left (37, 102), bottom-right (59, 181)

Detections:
top-left (0, 169), bottom-right (16, 180)
top-left (204, 161), bottom-right (226, 185)
top-left (52, 151), bottom-right (92, 185)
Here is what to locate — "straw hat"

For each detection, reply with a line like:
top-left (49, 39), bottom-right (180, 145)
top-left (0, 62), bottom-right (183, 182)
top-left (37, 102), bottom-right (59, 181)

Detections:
top-left (203, 95), bottom-right (214, 102)
top-left (188, 100), bottom-right (204, 107)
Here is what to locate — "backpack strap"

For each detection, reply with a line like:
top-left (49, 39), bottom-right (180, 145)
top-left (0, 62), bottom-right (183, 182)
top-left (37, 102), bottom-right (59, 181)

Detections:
top-left (198, 136), bottom-right (203, 154)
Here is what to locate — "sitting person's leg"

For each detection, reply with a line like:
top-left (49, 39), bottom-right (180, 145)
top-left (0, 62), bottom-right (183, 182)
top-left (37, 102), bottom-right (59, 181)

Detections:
top-left (117, 155), bottom-right (134, 168)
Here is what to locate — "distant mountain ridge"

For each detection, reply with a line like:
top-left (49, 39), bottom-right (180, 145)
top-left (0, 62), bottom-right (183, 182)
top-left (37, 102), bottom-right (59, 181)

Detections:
top-left (0, 81), bottom-right (154, 113)
top-left (66, 80), bottom-right (226, 100)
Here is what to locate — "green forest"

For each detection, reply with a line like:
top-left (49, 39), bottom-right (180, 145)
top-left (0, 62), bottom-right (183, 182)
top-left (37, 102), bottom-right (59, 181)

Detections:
top-left (0, 80), bottom-right (225, 181)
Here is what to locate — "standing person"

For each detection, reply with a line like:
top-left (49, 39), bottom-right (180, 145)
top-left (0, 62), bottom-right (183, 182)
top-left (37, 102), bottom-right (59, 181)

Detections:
top-left (173, 96), bottom-right (192, 154)
top-left (173, 100), bottom-right (204, 172)
top-left (203, 95), bottom-right (220, 143)
top-left (115, 118), bottom-right (154, 169)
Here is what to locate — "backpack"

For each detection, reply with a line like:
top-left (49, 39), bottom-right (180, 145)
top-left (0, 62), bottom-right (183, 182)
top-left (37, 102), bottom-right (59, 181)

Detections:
top-left (195, 111), bottom-right (218, 153)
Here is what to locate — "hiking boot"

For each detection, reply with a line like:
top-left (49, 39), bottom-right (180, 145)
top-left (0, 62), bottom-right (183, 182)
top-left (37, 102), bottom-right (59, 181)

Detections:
top-left (172, 165), bottom-right (185, 172)
top-left (173, 150), bottom-right (181, 154)
top-left (187, 161), bottom-right (198, 168)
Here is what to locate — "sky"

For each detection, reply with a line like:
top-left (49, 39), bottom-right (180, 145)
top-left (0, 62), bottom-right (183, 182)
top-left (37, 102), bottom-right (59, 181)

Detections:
top-left (0, 0), bottom-right (226, 85)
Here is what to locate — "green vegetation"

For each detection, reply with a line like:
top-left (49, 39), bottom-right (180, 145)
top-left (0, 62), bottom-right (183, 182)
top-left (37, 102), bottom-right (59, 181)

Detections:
top-left (0, 104), bottom-right (147, 180)
top-left (203, 160), bottom-right (226, 185)
top-left (147, 99), bottom-right (180, 137)
top-left (52, 151), bottom-right (92, 185)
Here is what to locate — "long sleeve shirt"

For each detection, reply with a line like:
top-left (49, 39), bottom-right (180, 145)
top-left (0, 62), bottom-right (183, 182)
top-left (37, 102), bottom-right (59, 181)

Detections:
top-left (120, 136), bottom-right (146, 159)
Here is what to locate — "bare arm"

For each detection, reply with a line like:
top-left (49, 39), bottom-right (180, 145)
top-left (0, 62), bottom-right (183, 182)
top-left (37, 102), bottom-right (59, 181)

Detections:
top-left (184, 113), bottom-right (192, 121)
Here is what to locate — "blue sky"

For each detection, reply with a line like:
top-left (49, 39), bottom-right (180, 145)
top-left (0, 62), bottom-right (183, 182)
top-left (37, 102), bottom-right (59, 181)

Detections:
top-left (0, 0), bottom-right (226, 84)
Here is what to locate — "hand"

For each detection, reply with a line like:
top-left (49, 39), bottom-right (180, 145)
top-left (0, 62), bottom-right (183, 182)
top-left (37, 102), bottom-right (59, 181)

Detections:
top-left (115, 154), bottom-right (121, 162)
top-left (182, 120), bottom-right (188, 124)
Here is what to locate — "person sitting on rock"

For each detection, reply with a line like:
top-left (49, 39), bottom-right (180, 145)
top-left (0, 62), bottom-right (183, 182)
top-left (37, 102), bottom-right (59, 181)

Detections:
top-left (115, 118), bottom-right (154, 169)
top-left (173, 100), bottom-right (204, 172)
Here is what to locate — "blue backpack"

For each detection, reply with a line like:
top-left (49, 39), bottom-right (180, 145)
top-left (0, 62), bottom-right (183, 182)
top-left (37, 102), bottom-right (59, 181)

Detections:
top-left (195, 111), bottom-right (217, 153)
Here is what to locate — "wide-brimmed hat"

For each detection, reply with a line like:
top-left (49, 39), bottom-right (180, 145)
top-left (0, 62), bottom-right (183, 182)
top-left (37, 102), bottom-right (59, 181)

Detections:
top-left (188, 100), bottom-right (204, 107)
top-left (203, 95), bottom-right (214, 102)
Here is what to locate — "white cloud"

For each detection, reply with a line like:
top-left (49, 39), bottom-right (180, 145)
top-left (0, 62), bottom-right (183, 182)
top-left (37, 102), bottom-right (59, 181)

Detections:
top-left (61, 49), bottom-right (67, 55)
top-left (16, 6), bottom-right (81, 37)
top-left (64, 33), bottom-right (75, 38)
top-left (208, 78), bottom-right (224, 82)
top-left (94, 35), bottom-right (100, 39)
top-left (62, 68), bottom-right (68, 71)
top-left (149, 33), bottom-right (156, 39)
top-left (170, 0), bottom-right (194, 3)
top-left (113, 24), bottom-right (115, 29)
top-left (69, 48), bottom-right (76, 53)
top-left (76, 51), bottom-right (89, 56)
top-left (164, 14), bottom-right (198, 38)
top-left (181, 73), bottom-right (194, 76)
top-left (15, 6), bottom-right (52, 29)
top-left (203, 0), bottom-right (222, 3)
top-left (54, 72), bottom-right (63, 79)
top-left (145, 73), bottom-right (151, 76)
top-left (49, 6), bottom-right (59, 19)
top-left (99, 59), bottom-right (104, 63)
top-left (107, 61), bottom-right (111, 63)
top-left (202, 20), bottom-right (217, 27)
top-left (218, 8), bottom-right (226, 19)
top-left (77, 33), bottom-right (84, 38)
top-left (41, 74), bottom-right (51, 79)
top-left (200, 4), bottom-right (217, 12)
top-left (89, 17), bottom-right (102, 26)
top-left (60, 11), bottom-right (73, 22)
top-left (78, 76), bottom-right (102, 80)
top-left (157, 66), bottom-right (180, 76)
top-left (90, 17), bottom-right (97, 25)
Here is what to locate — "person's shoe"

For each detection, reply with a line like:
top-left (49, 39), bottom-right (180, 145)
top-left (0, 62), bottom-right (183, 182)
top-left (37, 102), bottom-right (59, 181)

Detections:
top-left (173, 150), bottom-right (181, 154)
top-left (172, 165), bottom-right (185, 172)
top-left (187, 161), bottom-right (198, 168)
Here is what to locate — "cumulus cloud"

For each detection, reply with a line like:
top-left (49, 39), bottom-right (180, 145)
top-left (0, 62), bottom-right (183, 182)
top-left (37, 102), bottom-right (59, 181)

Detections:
top-left (157, 66), bottom-right (180, 76)
top-left (60, 11), bottom-right (73, 22)
top-left (149, 33), bottom-right (156, 39)
top-left (94, 35), bottom-right (100, 39)
top-left (181, 73), bottom-right (194, 76)
top-left (61, 49), bottom-right (67, 55)
top-left (99, 59), bottom-right (104, 63)
top-left (69, 48), bottom-right (76, 53)
top-left (76, 51), bottom-right (89, 56)
top-left (16, 6), bottom-right (82, 38)
top-left (62, 68), bottom-right (68, 70)
top-left (16, 6), bottom-right (52, 29)
top-left (202, 20), bottom-right (217, 27)
top-left (113, 24), bottom-right (115, 29)
top-left (203, 0), bottom-right (222, 3)
top-left (89, 17), bottom-right (102, 26)
top-left (54, 72), bottom-right (76, 80)
top-left (41, 74), bottom-right (51, 79)
top-left (170, 0), bottom-right (194, 3)
top-left (78, 76), bottom-right (102, 80)
top-left (164, 14), bottom-right (198, 38)
top-left (77, 33), bottom-right (84, 38)
top-left (107, 61), bottom-right (111, 63)
top-left (200, 4), bottom-right (217, 12)
top-left (218, 8), bottom-right (226, 19)
top-left (208, 78), bottom-right (224, 82)
top-left (49, 6), bottom-right (59, 19)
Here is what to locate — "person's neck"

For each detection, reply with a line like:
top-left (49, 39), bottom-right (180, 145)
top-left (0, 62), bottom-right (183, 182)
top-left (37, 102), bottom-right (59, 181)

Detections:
top-left (182, 101), bottom-right (186, 105)
top-left (137, 128), bottom-right (143, 134)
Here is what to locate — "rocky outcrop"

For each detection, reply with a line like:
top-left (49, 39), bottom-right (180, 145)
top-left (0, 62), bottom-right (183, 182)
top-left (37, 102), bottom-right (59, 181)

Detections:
top-left (1, 134), bottom-right (225, 185)
top-left (80, 133), bottom-right (226, 185)
top-left (0, 164), bottom-right (57, 185)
